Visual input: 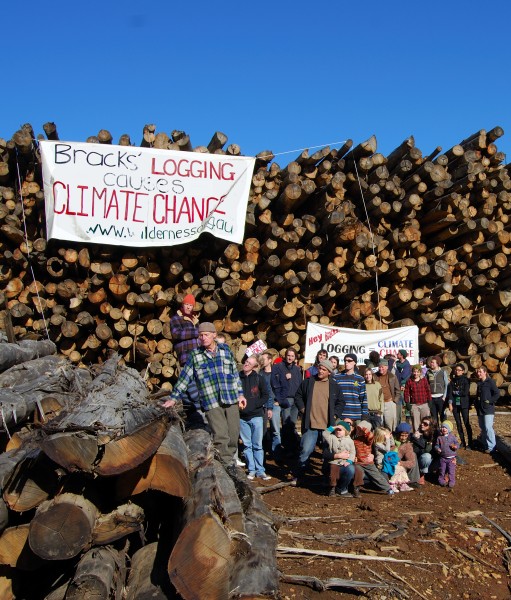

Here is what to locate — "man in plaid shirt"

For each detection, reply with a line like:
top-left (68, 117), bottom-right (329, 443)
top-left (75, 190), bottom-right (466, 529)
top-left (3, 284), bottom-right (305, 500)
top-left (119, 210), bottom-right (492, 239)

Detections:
top-left (164, 322), bottom-right (247, 465)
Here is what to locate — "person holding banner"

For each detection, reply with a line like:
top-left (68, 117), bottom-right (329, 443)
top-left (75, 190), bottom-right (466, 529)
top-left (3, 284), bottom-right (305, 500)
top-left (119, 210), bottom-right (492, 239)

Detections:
top-left (375, 359), bottom-right (400, 434)
top-left (332, 353), bottom-right (368, 422)
top-left (270, 348), bottom-right (302, 458)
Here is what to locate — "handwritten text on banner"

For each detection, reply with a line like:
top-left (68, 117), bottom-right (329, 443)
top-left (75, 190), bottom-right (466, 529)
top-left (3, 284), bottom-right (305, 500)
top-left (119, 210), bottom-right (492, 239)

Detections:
top-left (41, 141), bottom-right (255, 247)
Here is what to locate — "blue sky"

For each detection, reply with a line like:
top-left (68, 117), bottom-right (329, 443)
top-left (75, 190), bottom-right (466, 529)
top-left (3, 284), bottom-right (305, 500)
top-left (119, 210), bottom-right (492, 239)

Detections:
top-left (4, 1), bottom-right (511, 163)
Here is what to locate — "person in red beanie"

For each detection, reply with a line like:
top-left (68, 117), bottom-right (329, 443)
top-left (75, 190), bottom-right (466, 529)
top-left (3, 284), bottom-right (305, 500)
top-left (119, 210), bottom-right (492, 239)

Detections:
top-left (171, 294), bottom-right (199, 367)
top-left (170, 294), bottom-right (202, 424)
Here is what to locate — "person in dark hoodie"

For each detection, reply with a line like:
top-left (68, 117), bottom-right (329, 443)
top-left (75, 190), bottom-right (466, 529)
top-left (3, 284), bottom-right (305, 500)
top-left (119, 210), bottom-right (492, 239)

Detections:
top-left (447, 364), bottom-right (472, 449)
top-left (270, 348), bottom-right (302, 457)
top-left (239, 356), bottom-right (271, 480)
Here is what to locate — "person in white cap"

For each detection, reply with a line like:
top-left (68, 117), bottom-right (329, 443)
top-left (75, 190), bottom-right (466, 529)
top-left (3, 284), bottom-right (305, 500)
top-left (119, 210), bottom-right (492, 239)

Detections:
top-left (164, 322), bottom-right (246, 466)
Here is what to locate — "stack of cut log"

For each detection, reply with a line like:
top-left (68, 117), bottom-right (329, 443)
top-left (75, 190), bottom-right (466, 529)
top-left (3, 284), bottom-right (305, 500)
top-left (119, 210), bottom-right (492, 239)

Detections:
top-left (0, 346), bottom-right (279, 599)
top-left (1, 123), bottom-right (511, 398)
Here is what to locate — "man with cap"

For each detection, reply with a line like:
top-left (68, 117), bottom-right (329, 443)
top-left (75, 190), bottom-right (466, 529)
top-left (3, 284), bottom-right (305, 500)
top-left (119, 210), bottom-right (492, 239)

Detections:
top-left (294, 360), bottom-right (345, 477)
top-left (395, 350), bottom-right (411, 425)
top-left (332, 353), bottom-right (368, 422)
top-left (163, 322), bottom-right (247, 466)
top-left (375, 359), bottom-right (401, 434)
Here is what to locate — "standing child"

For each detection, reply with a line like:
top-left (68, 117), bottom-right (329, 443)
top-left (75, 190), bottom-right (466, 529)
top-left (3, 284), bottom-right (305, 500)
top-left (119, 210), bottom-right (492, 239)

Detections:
top-left (323, 420), bottom-right (356, 498)
top-left (435, 421), bottom-right (459, 489)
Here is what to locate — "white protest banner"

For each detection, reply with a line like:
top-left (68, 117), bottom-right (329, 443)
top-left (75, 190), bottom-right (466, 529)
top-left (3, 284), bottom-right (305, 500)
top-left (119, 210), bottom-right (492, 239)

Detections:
top-left (245, 339), bottom-right (268, 357)
top-left (304, 323), bottom-right (419, 365)
top-left (40, 141), bottom-right (255, 247)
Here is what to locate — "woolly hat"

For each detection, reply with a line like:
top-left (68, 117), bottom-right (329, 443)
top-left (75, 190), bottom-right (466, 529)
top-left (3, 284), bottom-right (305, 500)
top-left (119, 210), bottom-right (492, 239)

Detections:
top-left (198, 322), bottom-right (216, 333)
top-left (379, 359), bottom-right (389, 366)
top-left (395, 422), bottom-right (412, 434)
top-left (318, 359), bottom-right (334, 373)
top-left (335, 419), bottom-right (351, 433)
top-left (344, 353), bottom-right (358, 363)
top-left (182, 294), bottom-right (196, 306)
top-left (398, 349), bottom-right (408, 358)
top-left (357, 420), bottom-right (372, 432)
top-left (441, 421), bottom-right (453, 432)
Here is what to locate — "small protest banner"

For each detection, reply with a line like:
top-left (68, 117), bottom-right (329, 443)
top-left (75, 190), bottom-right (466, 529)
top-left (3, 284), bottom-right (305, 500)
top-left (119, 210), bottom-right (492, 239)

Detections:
top-left (304, 323), bottom-right (419, 365)
top-left (40, 141), bottom-right (255, 247)
top-left (245, 339), bottom-right (268, 357)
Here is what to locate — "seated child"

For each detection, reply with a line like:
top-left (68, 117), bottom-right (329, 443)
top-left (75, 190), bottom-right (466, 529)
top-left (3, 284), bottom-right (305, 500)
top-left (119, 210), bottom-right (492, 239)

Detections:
top-left (323, 420), bottom-right (356, 497)
top-left (374, 427), bottom-right (413, 492)
top-left (434, 420), bottom-right (459, 489)
top-left (352, 420), bottom-right (393, 496)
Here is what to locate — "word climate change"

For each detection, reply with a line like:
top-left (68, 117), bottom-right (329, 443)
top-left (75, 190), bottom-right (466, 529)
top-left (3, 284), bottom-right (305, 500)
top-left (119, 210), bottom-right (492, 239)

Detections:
top-left (52, 181), bottom-right (228, 226)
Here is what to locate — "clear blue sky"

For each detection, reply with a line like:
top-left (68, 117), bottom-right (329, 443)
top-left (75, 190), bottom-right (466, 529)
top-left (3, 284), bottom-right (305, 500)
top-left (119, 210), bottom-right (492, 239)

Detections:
top-left (4, 1), bottom-right (511, 163)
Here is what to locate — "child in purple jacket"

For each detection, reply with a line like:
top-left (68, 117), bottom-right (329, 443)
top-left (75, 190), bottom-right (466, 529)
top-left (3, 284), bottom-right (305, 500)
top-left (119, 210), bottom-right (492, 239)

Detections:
top-left (435, 421), bottom-right (459, 489)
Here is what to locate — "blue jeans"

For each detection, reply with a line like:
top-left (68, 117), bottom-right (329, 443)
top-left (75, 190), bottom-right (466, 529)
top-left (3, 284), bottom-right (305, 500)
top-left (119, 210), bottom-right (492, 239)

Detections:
top-left (395, 392), bottom-right (404, 425)
top-left (298, 428), bottom-right (320, 470)
top-left (329, 463), bottom-right (356, 492)
top-left (478, 413), bottom-right (496, 451)
top-left (270, 404), bottom-right (282, 452)
top-left (240, 416), bottom-right (265, 476)
top-left (419, 452), bottom-right (433, 473)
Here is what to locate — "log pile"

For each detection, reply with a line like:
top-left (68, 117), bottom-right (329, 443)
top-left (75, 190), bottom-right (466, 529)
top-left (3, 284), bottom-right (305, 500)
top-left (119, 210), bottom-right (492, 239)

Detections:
top-left (0, 348), bottom-right (279, 599)
top-left (1, 123), bottom-right (511, 397)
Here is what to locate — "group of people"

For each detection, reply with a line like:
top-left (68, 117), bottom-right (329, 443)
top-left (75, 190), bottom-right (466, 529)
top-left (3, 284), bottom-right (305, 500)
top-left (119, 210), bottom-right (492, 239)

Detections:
top-left (163, 294), bottom-right (501, 494)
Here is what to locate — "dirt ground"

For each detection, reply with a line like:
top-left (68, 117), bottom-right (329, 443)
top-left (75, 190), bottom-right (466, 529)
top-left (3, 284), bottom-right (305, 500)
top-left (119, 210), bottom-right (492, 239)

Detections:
top-left (258, 412), bottom-right (511, 600)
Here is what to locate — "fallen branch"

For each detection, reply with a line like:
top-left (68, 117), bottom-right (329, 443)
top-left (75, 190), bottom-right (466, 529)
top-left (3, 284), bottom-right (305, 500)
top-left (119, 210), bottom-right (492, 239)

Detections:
top-left (255, 480), bottom-right (297, 494)
top-left (284, 515), bottom-right (350, 523)
top-left (279, 524), bottom-right (407, 546)
top-left (277, 546), bottom-right (441, 565)
top-left (384, 565), bottom-right (430, 600)
top-left (280, 573), bottom-right (390, 592)
top-left (367, 567), bottom-right (409, 599)
top-left (482, 514), bottom-right (511, 545)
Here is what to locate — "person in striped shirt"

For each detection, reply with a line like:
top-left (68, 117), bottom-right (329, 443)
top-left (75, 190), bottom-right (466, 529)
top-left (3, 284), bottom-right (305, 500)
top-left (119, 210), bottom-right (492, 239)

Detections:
top-left (332, 353), bottom-right (368, 421)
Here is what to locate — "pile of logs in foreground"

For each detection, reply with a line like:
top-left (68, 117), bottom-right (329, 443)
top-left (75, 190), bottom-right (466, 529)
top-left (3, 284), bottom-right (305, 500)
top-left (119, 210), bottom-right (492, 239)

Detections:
top-left (0, 342), bottom-right (278, 599)
top-left (2, 123), bottom-right (511, 397)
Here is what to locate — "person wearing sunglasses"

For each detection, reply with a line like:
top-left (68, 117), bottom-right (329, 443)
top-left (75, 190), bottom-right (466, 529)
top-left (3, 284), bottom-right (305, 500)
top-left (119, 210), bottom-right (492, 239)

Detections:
top-left (447, 364), bottom-right (472, 450)
top-left (332, 353), bottom-right (368, 422)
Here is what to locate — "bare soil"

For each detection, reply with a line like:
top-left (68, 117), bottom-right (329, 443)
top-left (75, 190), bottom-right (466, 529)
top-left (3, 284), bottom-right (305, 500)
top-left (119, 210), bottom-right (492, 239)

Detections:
top-left (259, 413), bottom-right (511, 600)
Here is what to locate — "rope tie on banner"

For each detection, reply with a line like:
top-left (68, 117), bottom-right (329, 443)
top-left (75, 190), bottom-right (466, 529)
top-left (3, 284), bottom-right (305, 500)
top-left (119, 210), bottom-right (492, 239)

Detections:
top-left (14, 150), bottom-right (51, 341)
top-left (352, 155), bottom-right (382, 325)
top-left (269, 141), bottom-right (348, 158)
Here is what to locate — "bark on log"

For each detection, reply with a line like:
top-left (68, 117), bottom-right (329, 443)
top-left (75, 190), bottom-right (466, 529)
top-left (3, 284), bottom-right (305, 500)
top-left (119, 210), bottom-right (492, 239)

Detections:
top-left (63, 546), bottom-right (124, 599)
top-left (41, 354), bottom-right (170, 475)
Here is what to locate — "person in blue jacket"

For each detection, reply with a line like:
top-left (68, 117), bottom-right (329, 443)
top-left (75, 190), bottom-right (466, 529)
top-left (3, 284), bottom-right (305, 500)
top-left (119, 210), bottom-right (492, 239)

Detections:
top-left (475, 366), bottom-right (500, 454)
